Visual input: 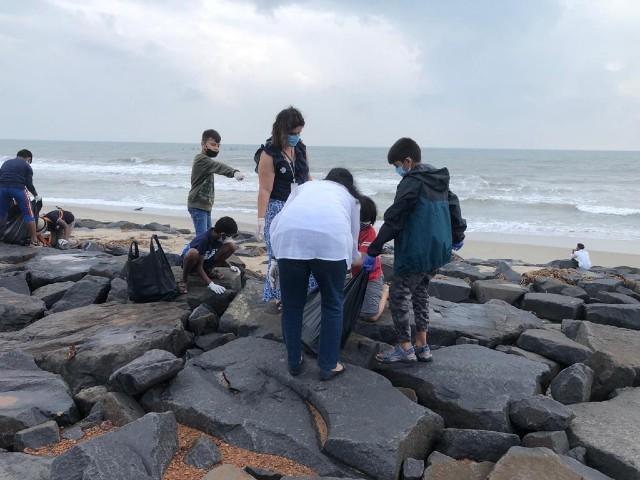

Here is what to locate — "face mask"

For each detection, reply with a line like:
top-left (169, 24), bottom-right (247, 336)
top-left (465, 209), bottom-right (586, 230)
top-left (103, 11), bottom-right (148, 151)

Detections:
top-left (395, 166), bottom-right (408, 177)
top-left (205, 149), bottom-right (219, 158)
top-left (287, 134), bottom-right (301, 147)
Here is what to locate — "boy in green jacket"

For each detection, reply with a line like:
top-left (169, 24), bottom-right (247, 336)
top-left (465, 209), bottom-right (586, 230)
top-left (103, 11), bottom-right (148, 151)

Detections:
top-left (363, 137), bottom-right (466, 364)
top-left (188, 129), bottom-right (245, 236)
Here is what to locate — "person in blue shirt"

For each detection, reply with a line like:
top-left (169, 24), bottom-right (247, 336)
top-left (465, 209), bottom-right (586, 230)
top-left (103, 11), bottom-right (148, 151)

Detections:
top-left (180, 216), bottom-right (240, 294)
top-left (0, 149), bottom-right (41, 246)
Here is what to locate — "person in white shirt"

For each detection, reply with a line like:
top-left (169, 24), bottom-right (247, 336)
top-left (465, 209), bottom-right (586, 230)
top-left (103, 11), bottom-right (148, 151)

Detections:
top-left (270, 168), bottom-right (362, 381)
top-left (571, 243), bottom-right (592, 270)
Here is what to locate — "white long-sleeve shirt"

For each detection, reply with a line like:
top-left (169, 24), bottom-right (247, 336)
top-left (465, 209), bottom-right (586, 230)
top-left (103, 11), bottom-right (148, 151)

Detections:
top-left (270, 180), bottom-right (361, 265)
top-left (572, 249), bottom-right (592, 269)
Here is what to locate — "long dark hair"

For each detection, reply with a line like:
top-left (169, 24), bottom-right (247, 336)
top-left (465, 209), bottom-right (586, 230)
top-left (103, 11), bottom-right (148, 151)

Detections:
top-left (325, 168), bottom-right (361, 200)
top-left (271, 106), bottom-right (305, 150)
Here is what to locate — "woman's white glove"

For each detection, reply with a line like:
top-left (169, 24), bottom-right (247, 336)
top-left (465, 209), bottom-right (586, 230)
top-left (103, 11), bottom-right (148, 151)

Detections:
top-left (267, 260), bottom-right (279, 289)
top-left (256, 218), bottom-right (265, 242)
top-left (208, 282), bottom-right (226, 294)
top-left (234, 171), bottom-right (245, 181)
top-left (230, 265), bottom-right (240, 274)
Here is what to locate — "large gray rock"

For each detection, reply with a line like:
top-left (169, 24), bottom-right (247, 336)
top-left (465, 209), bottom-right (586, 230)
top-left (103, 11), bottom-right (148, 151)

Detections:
top-left (402, 458), bottom-right (424, 480)
top-left (0, 272), bottom-right (30, 295)
top-left (32, 281), bottom-right (75, 308)
top-left (50, 412), bottom-right (178, 480)
top-left (0, 302), bottom-right (192, 392)
top-left (488, 446), bottom-right (613, 479)
top-left (427, 276), bottom-right (471, 303)
top-left (585, 303), bottom-right (640, 330)
top-left (438, 261), bottom-right (498, 282)
top-left (436, 428), bottom-right (520, 462)
top-left (569, 387), bottom-right (640, 480)
top-left (522, 431), bottom-right (570, 454)
top-left (26, 251), bottom-right (125, 289)
top-left (428, 298), bottom-right (543, 348)
top-left (562, 319), bottom-right (640, 399)
top-left (74, 386), bottom-right (108, 415)
top-left (578, 278), bottom-right (624, 297)
top-left (0, 287), bottom-right (46, 331)
top-left (354, 309), bottom-right (402, 345)
top-left (472, 279), bottom-right (527, 305)
top-left (180, 266), bottom-right (241, 314)
top-left (517, 328), bottom-right (592, 365)
top-left (184, 434), bottom-right (221, 469)
top-left (13, 420), bottom-right (60, 451)
top-left (550, 363), bottom-right (594, 404)
top-left (218, 278), bottom-right (282, 337)
top-left (109, 349), bottom-right (184, 395)
top-left (423, 460), bottom-right (495, 480)
top-left (187, 304), bottom-right (219, 336)
top-left (0, 451), bottom-right (54, 480)
top-left (0, 243), bottom-right (39, 264)
top-left (0, 350), bottom-right (77, 448)
top-left (509, 395), bottom-right (574, 432)
top-left (522, 292), bottom-right (584, 321)
top-left (495, 345), bottom-right (561, 387)
top-left (595, 291), bottom-right (640, 304)
top-left (142, 337), bottom-right (442, 479)
top-left (376, 344), bottom-right (549, 432)
top-left (106, 277), bottom-right (128, 303)
top-left (49, 275), bottom-right (110, 313)
top-left (97, 392), bottom-right (145, 426)
top-left (533, 276), bottom-right (589, 300)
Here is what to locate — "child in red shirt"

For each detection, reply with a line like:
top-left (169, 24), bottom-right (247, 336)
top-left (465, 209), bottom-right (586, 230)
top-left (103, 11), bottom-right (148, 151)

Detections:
top-left (355, 196), bottom-right (388, 322)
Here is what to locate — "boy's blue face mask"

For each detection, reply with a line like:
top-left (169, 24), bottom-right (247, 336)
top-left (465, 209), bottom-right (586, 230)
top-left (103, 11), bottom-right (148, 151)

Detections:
top-left (287, 134), bottom-right (301, 147)
top-left (395, 165), bottom-right (409, 177)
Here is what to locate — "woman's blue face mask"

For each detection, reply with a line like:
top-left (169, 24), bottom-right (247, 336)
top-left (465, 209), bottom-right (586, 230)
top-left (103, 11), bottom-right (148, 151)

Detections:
top-left (287, 134), bottom-right (301, 147)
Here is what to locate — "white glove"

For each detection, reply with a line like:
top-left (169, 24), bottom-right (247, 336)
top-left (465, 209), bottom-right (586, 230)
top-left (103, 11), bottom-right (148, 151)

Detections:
top-left (267, 260), bottom-right (279, 289)
top-left (208, 282), bottom-right (226, 294)
top-left (234, 171), bottom-right (245, 181)
top-left (230, 265), bottom-right (240, 273)
top-left (256, 218), bottom-right (265, 242)
top-left (34, 195), bottom-right (42, 202)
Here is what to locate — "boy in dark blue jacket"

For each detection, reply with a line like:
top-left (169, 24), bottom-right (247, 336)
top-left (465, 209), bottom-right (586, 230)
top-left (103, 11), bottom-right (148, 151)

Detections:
top-left (363, 138), bottom-right (466, 363)
top-left (0, 149), bottom-right (40, 246)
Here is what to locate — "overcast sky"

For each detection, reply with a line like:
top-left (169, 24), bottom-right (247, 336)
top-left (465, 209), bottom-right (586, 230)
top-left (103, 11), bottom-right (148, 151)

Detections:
top-left (1, 0), bottom-right (639, 149)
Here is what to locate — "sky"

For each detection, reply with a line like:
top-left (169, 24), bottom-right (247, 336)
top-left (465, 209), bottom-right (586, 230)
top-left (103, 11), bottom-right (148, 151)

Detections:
top-left (1, 0), bottom-right (639, 150)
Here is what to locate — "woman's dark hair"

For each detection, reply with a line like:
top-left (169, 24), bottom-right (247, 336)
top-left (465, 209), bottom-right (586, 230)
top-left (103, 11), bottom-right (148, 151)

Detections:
top-left (325, 167), bottom-right (361, 200)
top-left (359, 195), bottom-right (377, 225)
top-left (272, 106), bottom-right (305, 150)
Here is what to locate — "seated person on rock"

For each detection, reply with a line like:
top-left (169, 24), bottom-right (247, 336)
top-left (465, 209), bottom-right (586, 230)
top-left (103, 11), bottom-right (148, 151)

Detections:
top-left (180, 216), bottom-right (240, 295)
top-left (571, 243), bottom-right (592, 270)
top-left (41, 207), bottom-right (75, 248)
top-left (352, 195), bottom-right (388, 322)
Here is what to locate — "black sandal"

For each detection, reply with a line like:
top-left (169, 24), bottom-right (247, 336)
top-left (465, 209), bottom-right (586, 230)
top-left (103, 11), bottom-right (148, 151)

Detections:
top-left (320, 362), bottom-right (346, 381)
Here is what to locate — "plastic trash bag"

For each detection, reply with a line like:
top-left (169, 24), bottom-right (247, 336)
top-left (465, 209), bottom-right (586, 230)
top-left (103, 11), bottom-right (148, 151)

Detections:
top-left (301, 270), bottom-right (369, 354)
top-left (0, 198), bottom-right (42, 245)
top-left (126, 235), bottom-right (177, 302)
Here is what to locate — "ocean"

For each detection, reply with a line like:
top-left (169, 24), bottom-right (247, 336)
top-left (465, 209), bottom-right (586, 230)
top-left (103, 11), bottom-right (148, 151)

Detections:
top-left (1, 139), bottom-right (639, 241)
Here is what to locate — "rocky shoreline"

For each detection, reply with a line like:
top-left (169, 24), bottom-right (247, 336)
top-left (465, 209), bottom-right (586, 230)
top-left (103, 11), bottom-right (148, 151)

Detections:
top-left (1, 221), bottom-right (639, 480)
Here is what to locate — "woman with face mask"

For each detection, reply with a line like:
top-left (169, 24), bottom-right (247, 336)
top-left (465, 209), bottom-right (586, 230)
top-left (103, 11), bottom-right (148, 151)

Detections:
top-left (256, 107), bottom-right (313, 305)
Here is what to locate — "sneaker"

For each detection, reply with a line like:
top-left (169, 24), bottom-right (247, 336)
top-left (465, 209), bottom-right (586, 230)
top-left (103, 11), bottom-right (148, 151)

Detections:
top-left (415, 344), bottom-right (433, 362)
top-left (376, 344), bottom-right (417, 364)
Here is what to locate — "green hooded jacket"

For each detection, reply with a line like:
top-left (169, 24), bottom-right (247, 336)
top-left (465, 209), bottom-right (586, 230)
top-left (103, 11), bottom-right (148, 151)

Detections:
top-left (187, 153), bottom-right (238, 212)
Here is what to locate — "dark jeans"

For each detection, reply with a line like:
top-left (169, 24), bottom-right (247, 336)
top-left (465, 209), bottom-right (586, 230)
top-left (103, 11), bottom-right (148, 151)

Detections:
top-left (188, 207), bottom-right (212, 237)
top-left (278, 258), bottom-right (347, 373)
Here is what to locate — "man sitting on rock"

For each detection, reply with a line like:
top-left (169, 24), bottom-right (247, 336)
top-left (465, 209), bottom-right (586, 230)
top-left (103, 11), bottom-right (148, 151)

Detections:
top-left (571, 243), bottom-right (592, 270)
top-left (180, 216), bottom-right (240, 295)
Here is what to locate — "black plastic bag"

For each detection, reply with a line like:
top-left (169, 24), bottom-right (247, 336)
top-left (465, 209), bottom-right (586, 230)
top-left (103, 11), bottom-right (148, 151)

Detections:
top-left (126, 235), bottom-right (177, 302)
top-left (1, 198), bottom-right (42, 245)
top-left (301, 270), bottom-right (369, 354)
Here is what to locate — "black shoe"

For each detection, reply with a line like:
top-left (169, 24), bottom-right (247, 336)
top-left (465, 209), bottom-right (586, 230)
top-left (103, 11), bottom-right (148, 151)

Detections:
top-left (288, 355), bottom-right (304, 376)
top-left (319, 362), bottom-right (346, 381)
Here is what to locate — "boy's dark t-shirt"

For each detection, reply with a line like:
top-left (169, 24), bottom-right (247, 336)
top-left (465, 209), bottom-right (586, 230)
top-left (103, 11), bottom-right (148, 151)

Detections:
top-left (43, 210), bottom-right (75, 231)
top-left (186, 229), bottom-right (223, 269)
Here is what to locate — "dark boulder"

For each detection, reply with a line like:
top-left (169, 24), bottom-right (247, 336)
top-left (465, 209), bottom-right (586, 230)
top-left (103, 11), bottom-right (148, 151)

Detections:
top-left (13, 420), bottom-right (60, 451)
top-left (0, 451), bottom-right (53, 480)
top-left (521, 292), bottom-right (584, 321)
top-left (109, 349), bottom-right (184, 395)
top-left (436, 428), bottom-right (520, 462)
top-left (106, 277), bottom-right (128, 303)
top-left (184, 434), bottom-right (221, 469)
top-left (522, 430), bottom-right (570, 454)
top-left (187, 304), bottom-right (219, 336)
top-left (0, 271), bottom-right (30, 295)
top-left (438, 261), bottom-right (498, 282)
top-left (578, 278), bottom-right (624, 297)
top-left (48, 275), bottom-right (110, 313)
top-left (472, 279), bottom-right (527, 305)
top-left (595, 291), bottom-right (640, 304)
top-left (494, 345), bottom-right (560, 387)
top-left (427, 276), bottom-right (471, 303)
top-left (549, 363), bottom-right (594, 404)
top-left (517, 328), bottom-right (592, 365)
top-left (509, 395), bottom-right (574, 431)
top-left (32, 281), bottom-right (75, 308)
top-left (585, 303), bottom-right (640, 330)
top-left (376, 344), bottom-right (548, 432)
top-left (0, 287), bottom-right (45, 331)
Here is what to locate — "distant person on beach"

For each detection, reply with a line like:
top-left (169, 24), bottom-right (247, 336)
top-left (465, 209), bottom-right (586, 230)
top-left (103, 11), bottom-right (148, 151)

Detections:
top-left (41, 208), bottom-right (75, 248)
top-left (362, 138), bottom-right (466, 364)
top-left (571, 243), bottom-right (592, 270)
top-left (270, 168), bottom-right (362, 380)
top-left (179, 216), bottom-right (240, 295)
top-left (352, 195), bottom-right (388, 322)
top-left (255, 106), bottom-right (313, 305)
top-left (0, 149), bottom-right (41, 246)
top-left (187, 129), bottom-right (245, 237)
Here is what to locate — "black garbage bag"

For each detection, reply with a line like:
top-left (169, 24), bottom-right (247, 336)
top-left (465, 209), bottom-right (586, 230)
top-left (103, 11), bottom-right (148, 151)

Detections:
top-left (301, 270), bottom-right (369, 354)
top-left (126, 235), bottom-right (178, 302)
top-left (1, 198), bottom-right (42, 245)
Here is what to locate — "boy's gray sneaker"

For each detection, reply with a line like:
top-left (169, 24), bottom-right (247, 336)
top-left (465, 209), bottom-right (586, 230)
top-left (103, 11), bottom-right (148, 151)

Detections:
top-left (415, 344), bottom-right (433, 362)
top-left (376, 344), bottom-right (417, 364)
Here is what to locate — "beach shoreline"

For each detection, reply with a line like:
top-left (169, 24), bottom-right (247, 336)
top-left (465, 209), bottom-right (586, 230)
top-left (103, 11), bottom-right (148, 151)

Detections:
top-left (48, 202), bottom-right (640, 268)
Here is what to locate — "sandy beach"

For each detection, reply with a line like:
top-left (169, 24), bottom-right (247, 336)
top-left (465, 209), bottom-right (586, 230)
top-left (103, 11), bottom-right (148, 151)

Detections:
top-left (48, 202), bottom-right (640, 269)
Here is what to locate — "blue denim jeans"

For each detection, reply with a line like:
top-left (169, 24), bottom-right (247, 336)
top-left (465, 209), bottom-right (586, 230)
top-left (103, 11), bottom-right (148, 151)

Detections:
top-left (278, 258), bottom-right (347, 373)
top-left (188, 207), bottom-right (212, 237)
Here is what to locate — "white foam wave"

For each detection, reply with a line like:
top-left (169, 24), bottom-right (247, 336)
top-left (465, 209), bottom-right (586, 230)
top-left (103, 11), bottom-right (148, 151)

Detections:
top-left (576, 205), bottom-right (640, 216)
